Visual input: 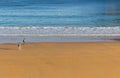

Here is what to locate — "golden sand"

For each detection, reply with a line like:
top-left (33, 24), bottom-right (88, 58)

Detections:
top-left (0, 42), bottom-right (120, 78)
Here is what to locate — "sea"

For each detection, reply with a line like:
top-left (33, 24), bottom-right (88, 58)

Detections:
top-left (0, 2), bottom-right (120, 43)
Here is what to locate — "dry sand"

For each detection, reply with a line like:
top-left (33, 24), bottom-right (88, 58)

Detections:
top-left (0, 42), bottom-right (120, 78)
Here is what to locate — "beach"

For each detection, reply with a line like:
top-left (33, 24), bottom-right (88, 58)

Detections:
top-left (0, 0), bottom-right (119, 78)
top-left (0, 42), bottom-right (120, 78)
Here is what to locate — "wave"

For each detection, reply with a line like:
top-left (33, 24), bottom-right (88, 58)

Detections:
top-left (0, 34), bottom-right (120, 36)
top-left (0, 26), bottom-right (120, 36)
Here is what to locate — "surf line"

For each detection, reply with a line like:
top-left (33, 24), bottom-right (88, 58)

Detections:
top-left (0, 34), bottom-right (120, 36)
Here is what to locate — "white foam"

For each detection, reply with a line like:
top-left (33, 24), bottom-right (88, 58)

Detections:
top-left (0, 34), bottom-right (120, 36)
top-left (0, 26), bottom-right (120, 36)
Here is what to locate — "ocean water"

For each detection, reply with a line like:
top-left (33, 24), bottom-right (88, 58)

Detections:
top-left (0, 3), bottom-right (120, 43)
top-left (0, 3), bottom-right (120, 27)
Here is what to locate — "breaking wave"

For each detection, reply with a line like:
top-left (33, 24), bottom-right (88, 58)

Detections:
top-left (0, 26), bottom-right (120, 36)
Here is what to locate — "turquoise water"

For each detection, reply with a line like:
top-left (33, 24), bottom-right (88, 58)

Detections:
top-left (0, 3), bottom-right (120, 27)
top-left (0, 3), bottom-right (120, 43)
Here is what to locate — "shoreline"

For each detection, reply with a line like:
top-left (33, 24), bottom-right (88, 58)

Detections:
top-left (0, 35), bottom-right (119, 44)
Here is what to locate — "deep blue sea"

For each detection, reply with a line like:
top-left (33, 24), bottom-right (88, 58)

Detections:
top-left (0, 3), bottom-right (120, 27)
top-left (0, 3), bottom-right (120, 43)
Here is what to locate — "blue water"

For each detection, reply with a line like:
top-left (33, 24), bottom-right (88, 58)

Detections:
top-left (0, 3), bottom-right (120, 27)
top-left (0, 3), bottom-right (120, 43)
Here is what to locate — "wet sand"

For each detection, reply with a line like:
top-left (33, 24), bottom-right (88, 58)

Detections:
top-left (0, 42), bottom-right (120, 78)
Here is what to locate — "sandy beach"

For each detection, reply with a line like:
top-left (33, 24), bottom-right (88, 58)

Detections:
top-left (0, 42), bottom-right (120, 78)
